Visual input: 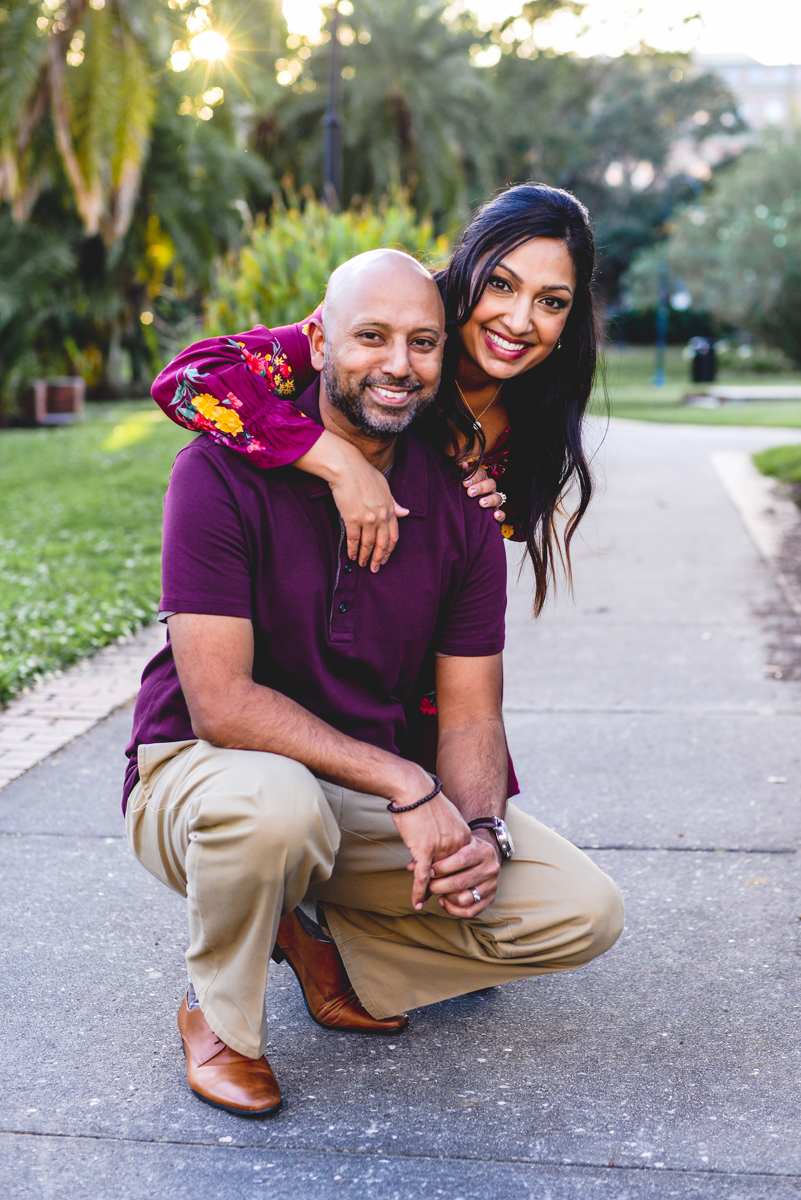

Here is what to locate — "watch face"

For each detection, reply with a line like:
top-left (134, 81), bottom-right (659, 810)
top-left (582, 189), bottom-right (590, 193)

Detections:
top-left (468, 816), bottom-right (514, 860)
top-left (495, 819), bottom-right (514, 861)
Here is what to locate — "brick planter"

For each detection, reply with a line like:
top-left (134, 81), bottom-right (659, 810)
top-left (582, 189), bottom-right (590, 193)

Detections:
top-left (21, 377), bottom-right (85, 425)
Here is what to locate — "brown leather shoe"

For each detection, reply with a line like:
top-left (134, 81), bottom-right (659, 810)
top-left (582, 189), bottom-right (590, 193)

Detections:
top-left (272, 909), bottom-right (408, 1034)
top-left (177, 994), bottom-right (282, 1117)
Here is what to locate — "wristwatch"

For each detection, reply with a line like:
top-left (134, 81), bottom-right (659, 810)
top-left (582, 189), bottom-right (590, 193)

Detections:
top-left (468, 816), bottom-right (515, 862)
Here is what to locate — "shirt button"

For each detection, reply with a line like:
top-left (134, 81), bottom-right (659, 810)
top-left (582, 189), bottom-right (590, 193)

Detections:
top-left (344, 563), bottom-right (352, 573)
top-left (339, 602), bottom-right (347, 613)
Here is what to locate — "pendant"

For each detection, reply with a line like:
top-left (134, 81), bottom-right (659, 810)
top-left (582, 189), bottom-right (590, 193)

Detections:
top-left (473, 421), bottom-right (481, 431)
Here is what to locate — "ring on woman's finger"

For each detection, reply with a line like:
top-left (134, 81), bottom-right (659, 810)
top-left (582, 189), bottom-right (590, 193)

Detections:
top-left (471, 887), bottom-right (481, 904)
top-left (496, 491), bottom-right (507, 506)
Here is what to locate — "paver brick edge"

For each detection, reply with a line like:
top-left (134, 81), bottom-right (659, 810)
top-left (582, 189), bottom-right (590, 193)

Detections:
top-left (0, 623), bottom-right (165, 792)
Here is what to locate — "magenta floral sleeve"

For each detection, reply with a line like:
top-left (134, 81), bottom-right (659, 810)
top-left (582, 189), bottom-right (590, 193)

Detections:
top-left (151, 320), bottom-right (324, 469)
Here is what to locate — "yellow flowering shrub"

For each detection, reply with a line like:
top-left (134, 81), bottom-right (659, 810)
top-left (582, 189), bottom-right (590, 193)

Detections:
top-left (204, 194), bottom-right (450, 334)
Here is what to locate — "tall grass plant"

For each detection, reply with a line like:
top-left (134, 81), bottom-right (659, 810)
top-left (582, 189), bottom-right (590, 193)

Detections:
top-left (203, 194), bottom-right (450, 334)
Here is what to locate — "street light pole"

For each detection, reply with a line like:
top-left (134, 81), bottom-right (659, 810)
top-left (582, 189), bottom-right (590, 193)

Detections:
top-left (322, 5), bottom-right (342, 210)
top-left (653, 257), bottom-right (669, 387)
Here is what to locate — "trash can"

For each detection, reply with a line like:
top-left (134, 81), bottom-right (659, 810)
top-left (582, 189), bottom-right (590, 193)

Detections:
top-left (688, 337), bottom-right (717, 384)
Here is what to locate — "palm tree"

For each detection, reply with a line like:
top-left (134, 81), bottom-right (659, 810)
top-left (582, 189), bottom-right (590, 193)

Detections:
top-left (270, 0), bottom-right (496, 223)
top-left (0, 0), bottom-right (158, 244)
top-left (0, 0), bottom-right (283, 400)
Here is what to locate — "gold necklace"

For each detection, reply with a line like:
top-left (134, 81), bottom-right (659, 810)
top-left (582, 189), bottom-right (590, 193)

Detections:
top-left (456, 380), bottom-right (503, 431)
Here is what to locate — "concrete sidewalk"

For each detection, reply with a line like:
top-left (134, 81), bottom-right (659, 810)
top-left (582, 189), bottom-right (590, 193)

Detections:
top-left (2, 418), bottom-right (800, 1199)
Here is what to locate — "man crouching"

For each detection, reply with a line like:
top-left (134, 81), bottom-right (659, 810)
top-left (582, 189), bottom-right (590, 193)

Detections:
top-left (123, 250), bottom-right (623, 1116)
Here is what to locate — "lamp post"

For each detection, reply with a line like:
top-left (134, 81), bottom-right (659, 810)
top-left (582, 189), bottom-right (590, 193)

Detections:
top-left (653, 258), bottom-right (669, 387)
top-left (322, 4), bottom-right (343, 210)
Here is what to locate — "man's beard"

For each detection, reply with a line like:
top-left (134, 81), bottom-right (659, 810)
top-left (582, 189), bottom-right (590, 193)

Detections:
top-left (323, 355), bottom-right (437, 439)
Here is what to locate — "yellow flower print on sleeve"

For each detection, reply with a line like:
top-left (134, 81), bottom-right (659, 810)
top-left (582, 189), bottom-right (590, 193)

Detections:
top-left (501, 524), bottom-right (515, 539)
top-left (213, 408), bottom-right (245, 436)
top-left (193, 393), bottom-right (245, 437)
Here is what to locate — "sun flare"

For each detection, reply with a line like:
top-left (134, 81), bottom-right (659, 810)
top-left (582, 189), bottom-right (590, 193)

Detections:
top-left (189, 30), bottom-right (230, 63)
top-left (282, 0), bottom-right (325, 41)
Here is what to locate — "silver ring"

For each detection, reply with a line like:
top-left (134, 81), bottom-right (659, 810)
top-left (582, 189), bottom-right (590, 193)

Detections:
top-left (471, 887), bottom-right (481, 904)
top-left (496, 492), bottom-right (507, 506)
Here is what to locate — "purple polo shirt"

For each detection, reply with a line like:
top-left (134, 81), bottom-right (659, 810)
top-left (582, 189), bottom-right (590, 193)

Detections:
top-left (122, 381), bottom-right (507, 812)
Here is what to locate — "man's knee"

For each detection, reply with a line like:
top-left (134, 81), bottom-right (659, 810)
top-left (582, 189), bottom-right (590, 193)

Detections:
top-left (572, 868), bottom-right (624, 964)
top-left (193, 749), bottom-right (335, 872)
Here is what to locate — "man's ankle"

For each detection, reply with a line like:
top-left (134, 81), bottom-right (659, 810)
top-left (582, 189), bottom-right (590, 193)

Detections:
top-left (294, 901), bottom-right (334, 944)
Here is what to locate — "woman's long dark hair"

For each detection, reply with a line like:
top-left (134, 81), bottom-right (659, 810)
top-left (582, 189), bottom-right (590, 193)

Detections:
top-left (422, 183), bottom-right (601, 616)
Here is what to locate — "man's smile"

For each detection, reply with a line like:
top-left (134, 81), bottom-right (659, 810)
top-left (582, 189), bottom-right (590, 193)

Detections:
top-left (367, 384), bottom-right (418, 406)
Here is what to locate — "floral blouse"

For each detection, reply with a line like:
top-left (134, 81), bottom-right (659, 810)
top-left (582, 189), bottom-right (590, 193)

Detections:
top-left (152, 319), bottom-right (323, 469)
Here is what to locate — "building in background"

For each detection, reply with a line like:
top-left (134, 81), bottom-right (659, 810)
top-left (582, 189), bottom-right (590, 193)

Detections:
top-left (698, 53), bottom-right (801, 132)
top-left (667, 54), bottom-right (800, 181)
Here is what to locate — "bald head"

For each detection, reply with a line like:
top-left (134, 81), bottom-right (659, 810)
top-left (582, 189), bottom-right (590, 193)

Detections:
top-left (322, 248), bottom-right (444, 337)
top-left (306, 248), bottom-right (446, 453)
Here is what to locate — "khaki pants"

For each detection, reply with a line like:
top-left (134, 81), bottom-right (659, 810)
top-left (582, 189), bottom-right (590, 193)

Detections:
top-left (127, 739), bottom-right (624, 1058)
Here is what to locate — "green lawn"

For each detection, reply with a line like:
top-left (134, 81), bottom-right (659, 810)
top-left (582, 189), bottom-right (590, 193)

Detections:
top-left (752, 442), bottom-right (801, 484)
top-left (597, 346), bottom-right (801, 427)
top-left (0, 403), bottom-right (194, 705)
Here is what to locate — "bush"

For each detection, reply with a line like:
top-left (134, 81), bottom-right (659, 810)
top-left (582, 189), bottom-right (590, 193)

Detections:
top-left (607, 306), bottom-right (719, 345)
top-left (713, 340), bottom-right (794, 374)
top-left (203, 194), bottom-right (450, 334)
top-left (0, 211), bottom-right (80, 421)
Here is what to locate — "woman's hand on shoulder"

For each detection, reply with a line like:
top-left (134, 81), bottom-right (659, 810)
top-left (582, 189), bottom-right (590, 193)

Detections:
top-left (463, 468), bottom-right (506, 524)
top-left (294, 430), bottom-right (409, 572)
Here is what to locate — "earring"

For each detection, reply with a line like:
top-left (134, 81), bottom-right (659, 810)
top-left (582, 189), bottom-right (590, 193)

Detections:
top-left (557, 338), bottom-right (562, 350)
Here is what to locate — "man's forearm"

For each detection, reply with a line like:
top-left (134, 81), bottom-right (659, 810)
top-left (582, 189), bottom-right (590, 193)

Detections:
top-left (435, 717), bottom-right (508, 824)
top-left (169, 612), bottom-right (432, 807)
top-left (194, 675), bottom-right (429, 807)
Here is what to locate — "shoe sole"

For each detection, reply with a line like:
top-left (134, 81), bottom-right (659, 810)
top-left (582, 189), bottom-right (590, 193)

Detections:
top-left (271, 946), bottom-right (408, 1035)
top-left (189, 1086), bottom-right (283, 1118)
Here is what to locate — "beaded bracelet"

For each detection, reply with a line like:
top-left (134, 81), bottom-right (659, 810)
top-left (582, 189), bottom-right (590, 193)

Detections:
top-left (387, 775), bottom-right (443, 814)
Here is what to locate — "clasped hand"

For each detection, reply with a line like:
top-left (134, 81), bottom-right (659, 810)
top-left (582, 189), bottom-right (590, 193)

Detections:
top-left (392, 793), bottom-right (501, 917)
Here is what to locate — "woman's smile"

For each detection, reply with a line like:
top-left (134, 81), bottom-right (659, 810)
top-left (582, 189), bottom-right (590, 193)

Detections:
top-left (481, 327), bottom-right (534, 361)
